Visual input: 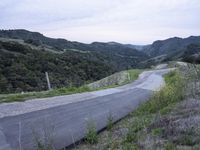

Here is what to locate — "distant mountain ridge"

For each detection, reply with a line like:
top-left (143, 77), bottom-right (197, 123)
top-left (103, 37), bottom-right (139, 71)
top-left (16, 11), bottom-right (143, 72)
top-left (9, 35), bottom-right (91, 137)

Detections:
top-left (0, 29), bottom-right (149, 68)
top-left (0, 29), bottom-right (86, 51)
top-left (0, 29), bottom-right (199, 93)
top-left (139, 36), bottom-right (200, 65)
top-left (0, 29), bottom-right (148, 93)
top-left (0, 29), bottom-right (199, 63)
top-left (0, 29), bottom-right (148, 58)
top-left (143, 36), bottom-right (200, 56)
top-left (1, 29), bottom-right (199, 57)
top-left (0, 29), bottom-right (144, 52)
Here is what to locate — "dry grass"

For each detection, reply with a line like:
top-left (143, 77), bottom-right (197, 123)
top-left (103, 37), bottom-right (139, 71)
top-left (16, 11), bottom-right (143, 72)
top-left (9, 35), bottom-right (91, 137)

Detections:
top-left (66, 68), bottom-right (200, 150)
top-left (145, 99), bottom-right (200, 149)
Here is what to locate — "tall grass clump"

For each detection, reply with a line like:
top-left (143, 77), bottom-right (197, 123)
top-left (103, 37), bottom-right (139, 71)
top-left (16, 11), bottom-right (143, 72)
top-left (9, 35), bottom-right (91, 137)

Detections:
top-left (0, 86), bottom-right (91, 103)
top-left (107, 114), bottom-right (114, 131)
top-left (85, 121), bottom-right (98, 144)
top-left (34, 133), bottom-right (54, 150)
top-left (36, 141), bottom-right (53, 150)
top-left (136, 70), bottom-right (186, 114)
top-left (127, 69), bottom-right (142, 81)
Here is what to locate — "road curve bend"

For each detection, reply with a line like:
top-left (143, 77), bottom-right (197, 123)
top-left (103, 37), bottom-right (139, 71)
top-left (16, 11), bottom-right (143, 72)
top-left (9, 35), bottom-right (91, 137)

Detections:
top-left (0, 68), bottom-right (173, 150)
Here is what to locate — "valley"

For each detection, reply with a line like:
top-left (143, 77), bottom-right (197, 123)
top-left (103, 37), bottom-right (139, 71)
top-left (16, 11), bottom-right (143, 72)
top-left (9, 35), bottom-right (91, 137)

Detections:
top-left (0, 30), bottom-right (200, 94)
top-left (0, 30), bottom-right (199, 150)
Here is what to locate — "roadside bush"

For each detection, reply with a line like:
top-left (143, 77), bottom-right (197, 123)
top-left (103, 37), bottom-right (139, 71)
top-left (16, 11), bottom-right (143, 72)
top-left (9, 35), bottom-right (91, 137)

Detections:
top-left (36, 141), bottom-right (53, 150)
top-left (135, 70), bottom-right (186, 114)
top-left (107, 114), bottom-right (114, 130)
top-left (85, 121), bottom-right (98, 144)
top-left (164, 142), bottom-right (177, 150)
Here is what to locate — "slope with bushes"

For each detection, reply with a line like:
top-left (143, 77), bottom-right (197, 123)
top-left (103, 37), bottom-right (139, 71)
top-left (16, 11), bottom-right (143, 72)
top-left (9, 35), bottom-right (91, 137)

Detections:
top-left (87, 69), bottom-right (142, 90)
top-left (0, 39), bottom-right (115, 93)
top-left (0, 30), bottom-right (149, 94)
top-left (68, 65), bottom-right (200, 150)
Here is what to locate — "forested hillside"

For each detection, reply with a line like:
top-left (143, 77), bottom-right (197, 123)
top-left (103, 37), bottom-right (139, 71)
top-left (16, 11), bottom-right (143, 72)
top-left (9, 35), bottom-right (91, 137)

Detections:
top-left (138, 36), bottom-right (200, 67)
top-left (143, 36), bottom-right (200, 57)
top-left (0, 30), bottom-right (151, 93)
top-left (0, 29), bottom-right (199, 94)
top-left (0, 40), bottom-right (115, 93)
top-left (182, 44), bottom-right (200, 63)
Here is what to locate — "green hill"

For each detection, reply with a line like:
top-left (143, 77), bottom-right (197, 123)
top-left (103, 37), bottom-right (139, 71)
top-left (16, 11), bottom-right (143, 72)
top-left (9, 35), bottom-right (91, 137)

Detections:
top-left (0, 30), bottom-right (148, 93)
top-left (0, 29), bottom-right (199, 94)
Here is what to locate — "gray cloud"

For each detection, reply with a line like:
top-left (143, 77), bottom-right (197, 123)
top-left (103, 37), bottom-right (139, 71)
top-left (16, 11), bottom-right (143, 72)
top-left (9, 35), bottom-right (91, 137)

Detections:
top-left (0, 0), bottom-right (200, 44)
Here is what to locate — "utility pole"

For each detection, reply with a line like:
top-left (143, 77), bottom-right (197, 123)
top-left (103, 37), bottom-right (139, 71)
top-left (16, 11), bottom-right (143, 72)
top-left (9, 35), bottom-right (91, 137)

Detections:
top-left (45, 72), bottom-right (52, 90)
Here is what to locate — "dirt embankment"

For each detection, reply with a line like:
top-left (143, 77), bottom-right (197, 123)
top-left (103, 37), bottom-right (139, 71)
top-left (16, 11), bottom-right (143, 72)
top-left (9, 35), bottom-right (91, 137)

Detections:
top-left (87, 71), bottom-right (130, 90)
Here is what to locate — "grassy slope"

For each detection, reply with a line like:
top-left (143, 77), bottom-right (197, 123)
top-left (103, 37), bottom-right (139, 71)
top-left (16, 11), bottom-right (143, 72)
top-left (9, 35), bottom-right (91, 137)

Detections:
top-left (88, 69), bottom-right (142, 90)
top-left (68, 66), bottom-right (200, 150)
top-left (0, 69), bottom-right (142, 103)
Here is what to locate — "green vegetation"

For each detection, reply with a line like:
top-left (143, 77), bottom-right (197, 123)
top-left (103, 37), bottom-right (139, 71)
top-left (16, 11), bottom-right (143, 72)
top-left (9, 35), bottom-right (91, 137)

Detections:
top-left (34, 129), bottom-right (54, 150)
top-left (0, 40), bottom-right (115, 94)
top-left (36, 141), bottom-right (53, 150)
top-left (1, 29), bottom-right (200, 149)
top-left (143, 35), bottom-right (200, 64)
top-left (164, 142), bottom-right (177, 150)
top-left (0, 29), bottom-right (149, 94)
top-left (1, 29), bottom-right (200, 95)
top-left (126, 69), bottom-right (142, 83)
top-left (151, 128), bottom-right (163, 136)
top-left (0, 68), bottom-right (142, 103)
top-left (182, 44), bottom-right (200, 64)
top-left (196, 64), bottom-right (200, 70)
top-left (0, 86), bottom-right (91, 103)
top-left (85, 121), bottom-right (98, 144)
top-left (135, 70), bottom-right (185, 114)
top-left (88, 69), bottom-right (142, 90)
top-left (107, 114), bottom-right (114, 131)
top-left (71, 69), bottom-right (198, 150)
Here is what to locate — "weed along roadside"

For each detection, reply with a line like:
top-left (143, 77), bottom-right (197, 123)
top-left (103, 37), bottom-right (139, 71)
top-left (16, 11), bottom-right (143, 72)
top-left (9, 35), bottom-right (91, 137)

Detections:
top-left (0, 68), bottom-right (173, 150)
top-left (67, 68), bottom-right (200, 150)
top-left (0, 69), bottom-right (142, 103)
top-left (0, 12), bottom-right (199, 150)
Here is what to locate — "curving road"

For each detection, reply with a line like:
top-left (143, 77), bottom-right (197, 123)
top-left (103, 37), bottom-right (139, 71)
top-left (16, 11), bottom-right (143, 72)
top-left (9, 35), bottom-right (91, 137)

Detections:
top-left (0, 68), bottom-right (173, 150)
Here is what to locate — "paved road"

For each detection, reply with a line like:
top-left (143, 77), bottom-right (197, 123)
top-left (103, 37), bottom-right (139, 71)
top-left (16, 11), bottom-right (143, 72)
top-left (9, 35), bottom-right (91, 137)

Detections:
top-left (0, 68), bottom-right (173, 150)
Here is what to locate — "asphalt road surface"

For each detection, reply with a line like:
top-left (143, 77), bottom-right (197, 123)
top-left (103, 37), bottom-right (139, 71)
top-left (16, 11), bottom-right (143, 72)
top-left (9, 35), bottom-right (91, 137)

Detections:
top-left (0, 68), bottom-right (173, 150)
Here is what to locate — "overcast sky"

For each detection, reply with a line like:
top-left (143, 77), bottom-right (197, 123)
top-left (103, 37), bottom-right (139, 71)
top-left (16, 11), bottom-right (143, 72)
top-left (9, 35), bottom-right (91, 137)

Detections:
top-left (0, 0), bottom-right (200, 44)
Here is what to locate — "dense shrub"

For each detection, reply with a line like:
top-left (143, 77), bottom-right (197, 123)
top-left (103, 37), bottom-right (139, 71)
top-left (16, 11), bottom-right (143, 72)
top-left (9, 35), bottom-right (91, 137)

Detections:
top-left (0, 41), bottom-right (115, 93)
top-left (135, 70), bottom-right (186, 114)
